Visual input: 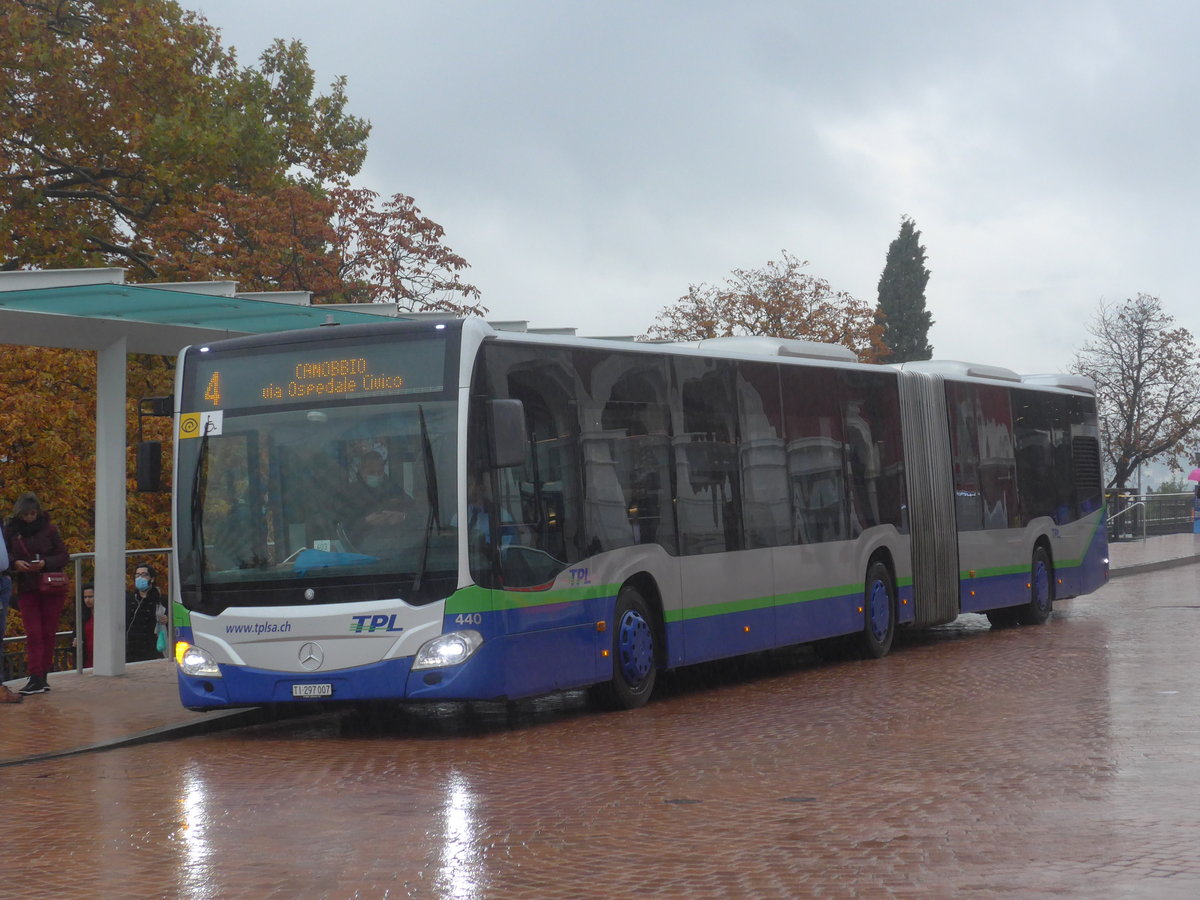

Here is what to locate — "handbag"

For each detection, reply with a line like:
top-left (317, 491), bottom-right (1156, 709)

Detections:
top-left (39, 571), bottom-right (69, 595)
top-left (15, 536), bottom-right (69, 595)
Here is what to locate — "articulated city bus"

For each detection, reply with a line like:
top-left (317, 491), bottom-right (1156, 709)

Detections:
top-left (169, 318), bottom-right (1108, 710)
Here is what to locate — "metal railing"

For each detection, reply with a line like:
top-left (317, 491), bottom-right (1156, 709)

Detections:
top-left (1106, 500), bottom-right (1147, 542)
top-left (1105, 491), bottom-right (1200, 541)
top-left (2, 547), bottom-right (172, 680)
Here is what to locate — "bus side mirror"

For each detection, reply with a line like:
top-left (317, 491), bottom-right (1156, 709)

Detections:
top-left (136, 441), bottom-right (163, 492)
top-left (487, 399), bottom-right (527, 468)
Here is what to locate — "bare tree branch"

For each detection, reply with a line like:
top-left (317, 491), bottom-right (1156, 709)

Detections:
top-left (1073, 294), bottom-right (1200, 489)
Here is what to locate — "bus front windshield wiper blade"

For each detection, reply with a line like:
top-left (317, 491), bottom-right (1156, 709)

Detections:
top-left (411, 404), bottom-right (441, 593)
top-left (188, 427), bottom-right (211, 608)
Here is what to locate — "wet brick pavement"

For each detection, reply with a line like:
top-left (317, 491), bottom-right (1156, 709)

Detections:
top-left (1, 535), bottom-right (1198, 898)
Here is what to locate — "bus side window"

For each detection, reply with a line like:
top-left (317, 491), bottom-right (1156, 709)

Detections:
top-left (781, 366), bottom-right (847, 545)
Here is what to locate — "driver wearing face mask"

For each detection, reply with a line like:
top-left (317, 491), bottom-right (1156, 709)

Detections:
top-left (343, 449), bottom-right (416, 553)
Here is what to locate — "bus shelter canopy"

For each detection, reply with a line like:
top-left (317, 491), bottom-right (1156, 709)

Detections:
top-left (0, 268), bottom-right (396, 354)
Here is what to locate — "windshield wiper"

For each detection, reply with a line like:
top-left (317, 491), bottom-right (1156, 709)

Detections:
top-left (188, 426), bottom-right (212, 608)
top-left (411, 404), bottom-right (441, 592)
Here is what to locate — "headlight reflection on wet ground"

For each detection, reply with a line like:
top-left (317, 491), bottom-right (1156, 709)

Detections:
top-left (178, 764), bottom-right (214, 897)
top-left (437, 770), bottom-right (483, 899)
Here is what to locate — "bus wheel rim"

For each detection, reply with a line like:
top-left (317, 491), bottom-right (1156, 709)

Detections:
top-left (617, 609), bottom-right (653, 684)
top-left (868, 579), bottom-right (890, 641)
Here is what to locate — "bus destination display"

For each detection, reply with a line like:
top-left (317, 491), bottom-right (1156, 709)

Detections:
top-left (188, 339), bottom-right (446, 411)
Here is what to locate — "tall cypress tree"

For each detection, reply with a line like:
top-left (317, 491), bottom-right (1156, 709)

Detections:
top-left (875, 217), bottom-right (933, 362)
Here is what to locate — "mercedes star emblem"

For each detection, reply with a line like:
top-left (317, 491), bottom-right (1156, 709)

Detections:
top-left (298, 642), bottom-right (324, 671)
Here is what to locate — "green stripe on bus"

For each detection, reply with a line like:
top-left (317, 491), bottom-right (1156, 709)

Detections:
top-left (450, 570), bottom-right (916, 623)
top-left (444, 583), bottom-right (619, 615)
top-left (665, 582), bottom-right (863, 624)
top-left (962, 512), bottom-right (1106, 578)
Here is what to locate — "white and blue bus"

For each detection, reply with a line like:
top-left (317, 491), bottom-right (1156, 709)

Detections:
top-left (169, 318), bottom-right (1109, 710)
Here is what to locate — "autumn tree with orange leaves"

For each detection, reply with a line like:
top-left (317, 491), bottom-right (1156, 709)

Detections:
top-left (0, 0), bottom-right (482, 311)
top-left (0, 1), bottom-right (483, 654)
top-left (644, 251), bottom-right (886, 362)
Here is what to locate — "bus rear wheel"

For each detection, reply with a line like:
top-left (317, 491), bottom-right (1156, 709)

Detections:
top-left (858, 560), bottom-right (896, 659)
top-left (591, 585), bottom-right (658, 710)
top-left (1016, 546), bottom-right (1054, 626)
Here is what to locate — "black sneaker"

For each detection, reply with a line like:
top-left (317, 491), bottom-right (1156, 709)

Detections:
top-left (18, 676), bottom-right (49, 695)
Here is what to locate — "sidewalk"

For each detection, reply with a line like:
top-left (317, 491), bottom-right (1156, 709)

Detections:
top-left (3, 533), bottom-right (1197, 767)
top-left (1107, 530), bottom-right (1200, 575)
top-left (0, 659), bottom-right (261, 767)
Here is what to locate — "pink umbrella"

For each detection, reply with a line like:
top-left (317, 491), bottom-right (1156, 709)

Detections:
top-left (1189, 468), bottom-right (1200, 482)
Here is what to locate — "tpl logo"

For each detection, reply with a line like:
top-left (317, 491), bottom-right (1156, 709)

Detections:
top-left (349, 614), bottom-right (405, 634)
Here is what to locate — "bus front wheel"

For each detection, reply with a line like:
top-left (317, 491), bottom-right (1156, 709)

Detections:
top-left (591, 585), bottom-right (658, 710)
top-left (858, 560), bottom-right (896, 659)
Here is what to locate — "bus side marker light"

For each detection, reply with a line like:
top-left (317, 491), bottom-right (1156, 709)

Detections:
top-left (969, 590), bottom-right (975, 597)
top-left (857, 606), bottom-right (864, 614)
top-left (596, 621), bottom-right (607, 632)
top-left (744, 626), bottom-right (750, 633)
top-left (968, 570), bottom-right (976, 578)
top-left (602, 649), bottom-right (610, 658)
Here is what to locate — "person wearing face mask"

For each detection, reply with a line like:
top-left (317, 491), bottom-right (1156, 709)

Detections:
top-left (125, 564), bottom-right (161, 662)
top-left (342, 448), bottom-right (416, 555)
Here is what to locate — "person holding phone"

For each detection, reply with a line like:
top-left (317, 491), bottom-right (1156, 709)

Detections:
top-left (3, 493), bottom-right (69, 695)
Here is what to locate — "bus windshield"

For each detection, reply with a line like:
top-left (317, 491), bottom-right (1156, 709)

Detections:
top-left (177, 398), bottom-right (459, 608)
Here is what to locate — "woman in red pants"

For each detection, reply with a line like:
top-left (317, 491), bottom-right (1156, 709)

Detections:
top-left (4, 493), bottom-right (69, 695)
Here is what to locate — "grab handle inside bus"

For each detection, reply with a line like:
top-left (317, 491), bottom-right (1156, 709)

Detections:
top-left (488, 398), bottom-right (527, 468)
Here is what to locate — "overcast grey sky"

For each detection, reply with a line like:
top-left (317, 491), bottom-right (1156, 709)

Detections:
top-left (192, 1), bottom-right (1198, 375)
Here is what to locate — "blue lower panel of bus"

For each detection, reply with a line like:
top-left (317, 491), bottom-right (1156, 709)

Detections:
top-left (959, 524), bottom-right (1110, 615)
top-left (1076, 524), bottom-right (1110, 596)
top-left (177, 621), bottom-right (609, 709)
top-left (408, 622), bottom-right (607, 701)
top-left (959, 571), bottom-right (1029, 614)
top-left (178, 656), bottom-right (418, 709)
top-left (672, 586), bottom-right (886, 666)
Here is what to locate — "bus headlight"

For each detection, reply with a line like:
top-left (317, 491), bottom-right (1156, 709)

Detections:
top-left (175, 642), bottom-right (222, 678)
top-left (412, 630), bottom-right (483, 669)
